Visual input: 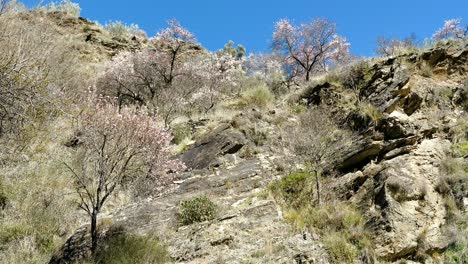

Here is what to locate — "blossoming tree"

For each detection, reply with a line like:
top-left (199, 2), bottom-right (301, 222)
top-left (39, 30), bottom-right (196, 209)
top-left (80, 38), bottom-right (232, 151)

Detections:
top-left (97, 19), bottom-right (243, 125)
top-left (432, 18), bottom-right (467, 40)
top-left (65, 98), bottom-right (184, 255)
top-left (272, 18), bottom-right (350, 82)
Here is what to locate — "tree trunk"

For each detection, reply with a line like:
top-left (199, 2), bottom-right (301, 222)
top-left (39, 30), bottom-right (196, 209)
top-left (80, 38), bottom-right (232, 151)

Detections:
top-left (90, 210), bottom-right (98, 255)
top-left (305, 70), bottom-right (310, 82)
top-left (315, 170), bottom-right (321, 206)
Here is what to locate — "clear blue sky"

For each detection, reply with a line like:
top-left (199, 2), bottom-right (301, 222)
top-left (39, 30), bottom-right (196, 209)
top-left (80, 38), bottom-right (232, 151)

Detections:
top-left (23, 0), bottom-right (467, 57)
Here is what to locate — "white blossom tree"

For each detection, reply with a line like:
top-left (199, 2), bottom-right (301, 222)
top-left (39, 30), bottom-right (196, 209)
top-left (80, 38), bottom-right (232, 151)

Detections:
top-left (65, 97), bottom-right (184, 255)
top-left (433, 18), bottom-right (467, 40)
top-left (272, 18), bottom-right (350, 82)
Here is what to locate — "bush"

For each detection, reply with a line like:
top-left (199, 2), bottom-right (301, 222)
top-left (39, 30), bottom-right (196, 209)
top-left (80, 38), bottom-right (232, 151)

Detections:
top-left (282, 202), bottom-right (371, 263)
top-left (243, 126), bottom-right (268, 146)
top-left (178, 196), bottom-right (217, 225)
top-left (323, 232), bottom-right (359, 263)
top-left (43, 0), bottom-right (80, 17)
top-left (104, 21), bottom-right (147, 39)
top-left (0, 224), bottom-right (31, 246)
top-left (170, 123), bottom-right (192, 145)
top-left (94, 233), bottom-right (170, 264)
top-left (270, 172), bottom-right (372, 263)
top-left (439, 155), bottom-right (468, 209)
top-left (443, 212), bottom-right (468, 263)
top-left (269, 172), bottom-right (313, 208)
top-left (241, 84), bottom-right (275, 108)
top-left (340, 60), bottom-right (371, 100)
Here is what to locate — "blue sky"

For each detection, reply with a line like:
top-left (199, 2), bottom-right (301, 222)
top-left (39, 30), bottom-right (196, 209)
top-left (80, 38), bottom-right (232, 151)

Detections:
top-left (23, 0), bottom-right (467, 57)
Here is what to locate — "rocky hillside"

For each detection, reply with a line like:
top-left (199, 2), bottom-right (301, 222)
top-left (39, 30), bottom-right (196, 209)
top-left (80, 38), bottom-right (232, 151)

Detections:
top-left (0, 5), bottom-right (466, 264)
top-left (48, 40), bottom-right (468, 263)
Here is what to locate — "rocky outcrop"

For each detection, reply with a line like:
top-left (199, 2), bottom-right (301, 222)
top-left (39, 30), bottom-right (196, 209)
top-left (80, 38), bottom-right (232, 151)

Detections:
top-left (419, 40), bottom-right (468, 78)
top-left (336, 139), bottom-right (451, 260)
top-left (50, 149), bottom-right (330, 263)
top-left (180, 124), bottom-right (249, 170)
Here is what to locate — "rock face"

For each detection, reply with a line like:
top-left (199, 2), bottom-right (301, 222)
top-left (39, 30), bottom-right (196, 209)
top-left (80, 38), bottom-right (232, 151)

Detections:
top-left (337, 139), bottom-right (450, 260)
top-left (180, 124), bottom-right (248, 170)
top-left (51, 135), bottom-right (329, 263)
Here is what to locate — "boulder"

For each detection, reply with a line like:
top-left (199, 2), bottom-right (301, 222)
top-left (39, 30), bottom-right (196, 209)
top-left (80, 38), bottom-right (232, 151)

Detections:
top-left (179, 124), bottom-right (248, 170)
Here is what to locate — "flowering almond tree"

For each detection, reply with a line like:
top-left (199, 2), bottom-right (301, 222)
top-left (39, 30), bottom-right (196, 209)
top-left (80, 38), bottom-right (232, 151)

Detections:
top-left (432, 18), bottom-right (467, 40)
top-left (97, 19), bottom-right (244, 125)
top-left (150, 19), bottom-right (199, 86)
top-left (97, 19), bottom-right (206, 126)
top-left (185, 52), bottom-right (244, 115)
top-left (64, 98), bottom-right (184, 255)
top-left (272, 18), bottom-right (350, 82)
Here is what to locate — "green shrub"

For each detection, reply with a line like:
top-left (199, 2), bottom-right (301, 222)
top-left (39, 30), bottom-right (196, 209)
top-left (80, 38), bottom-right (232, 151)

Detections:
top-left (94, 233), bottom-right (170, 264)
top-left (243, 126), bottom-right (268, 146)
top-left (443, 212), bottom-right (468, 263)
top-left (282, 203), bottom-right (370, 263)
top-left (0, 224), bottom-right (32, 246)
top-left (454, 141), bottom-right (468, 158)
top-left (241, 84), bottom-right (275, 108)
top-left (340, 60), bottom-right (371, 93)
top-left (170, 123), bottom-right (192, 145)
top-left (271, 173), bottom-right (372, 264)
top-left (83, 24), bottom-right (92, 32)
top-left (178, 196), bottom-right (217, 225)
top-left (323, 232), bottom-right (359, 263)
top-left (289, 103), bottom-right (307, 114)
top-left (269, 171), bottom-right (313, 208)
top-left (439, 155), bottom-right (468, 209)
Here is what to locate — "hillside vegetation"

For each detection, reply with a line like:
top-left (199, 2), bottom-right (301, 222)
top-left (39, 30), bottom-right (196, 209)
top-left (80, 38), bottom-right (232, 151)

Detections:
top-left (0, 1), bottom-right (467, 263)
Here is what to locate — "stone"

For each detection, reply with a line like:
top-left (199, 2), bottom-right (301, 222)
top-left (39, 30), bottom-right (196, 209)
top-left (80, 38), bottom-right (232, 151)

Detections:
top-left (179, 124), bottom-right (248, 170)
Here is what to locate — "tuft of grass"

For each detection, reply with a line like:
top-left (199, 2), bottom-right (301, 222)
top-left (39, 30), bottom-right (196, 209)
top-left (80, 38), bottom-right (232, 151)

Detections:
top-left (323, 232), bottom-right (359, 263)
top-left (462, 79), bottom-right (468, 111)
top-left (94, 233), bottom-right (170, 264)
top-left (282, 202), bottom-right (371, 263)
top-left (0, 225), bottom-right (32, 246)
top-left (358, 102), bottom-right (383, 124)
top-left (178, 196), bottom-right (217, 225)
top-left (170, 122), bottom-right (192, 145)
top-left (268, 171), bottom-right (314, 209)
top-left (442, 211), bottom-right (468, 263)
top-left (240, 84), bottom-right (275, 109)
top-left (270, 171), bottom-right (373, 263)
top-left (104, 21), bottom-right (146, 39)
top-left (419, 62), bottom-right (433, 77)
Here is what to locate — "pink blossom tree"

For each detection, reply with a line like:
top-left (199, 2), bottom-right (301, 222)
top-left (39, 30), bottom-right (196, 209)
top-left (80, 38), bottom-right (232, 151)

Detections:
top-left (432, 18), bottom-right (467, 40)
top-left (97, 19), bottom-right (204, 126)
top-left (151, 19), bottom-right (199, 86)
top-left (97, 19), bottom-right (244, 124)
top-left (185, 52), bottom-right (244, 115)
top-left (272, 18), bottom-right (350, 82)
top-left (64, 97), bottom-right (184, 255)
